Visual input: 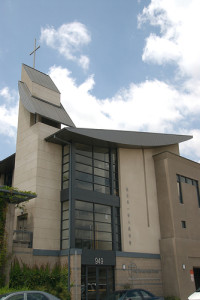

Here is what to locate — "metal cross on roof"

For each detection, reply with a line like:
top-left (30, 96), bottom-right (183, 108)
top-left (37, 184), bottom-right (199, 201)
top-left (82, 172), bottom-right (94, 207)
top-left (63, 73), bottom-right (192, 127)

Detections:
top-left (30, 38), bottom-right (40, 69)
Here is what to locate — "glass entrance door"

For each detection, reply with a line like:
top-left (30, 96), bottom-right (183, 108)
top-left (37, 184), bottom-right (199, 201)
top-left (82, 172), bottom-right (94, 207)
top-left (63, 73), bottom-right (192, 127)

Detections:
top-left (81, 265), bottom-right (114, 300)
top-left (88, 266), bottom-right (96, 300)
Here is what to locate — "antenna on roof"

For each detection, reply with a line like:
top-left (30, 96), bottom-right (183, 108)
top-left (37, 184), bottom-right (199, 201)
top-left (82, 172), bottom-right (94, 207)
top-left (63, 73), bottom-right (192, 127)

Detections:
top-left (29, 38), bottom-right (40, 69)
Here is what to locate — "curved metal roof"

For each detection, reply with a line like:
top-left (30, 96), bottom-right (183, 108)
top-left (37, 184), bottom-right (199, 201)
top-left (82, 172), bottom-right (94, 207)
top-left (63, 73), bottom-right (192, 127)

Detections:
top-left (18, 81), bottom-right (75, 127)
top-left (45, 127), bottom-right (192, 148)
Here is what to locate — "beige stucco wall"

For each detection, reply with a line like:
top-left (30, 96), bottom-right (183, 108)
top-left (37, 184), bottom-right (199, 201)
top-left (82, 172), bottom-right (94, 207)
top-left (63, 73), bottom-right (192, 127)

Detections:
top-left (13, 99), bottom-right (62, 251)
top-left (118, 144), bottom-right (179, 255)
top-left (31, 82), bottom-right (60, 106)
top-left (12, 246), bottom-right (59, 267)
top-left (115, 256), bottom-right (163, 296)
top-left (154, 151), bottom-right (200, 300)
top-left (118, 148), bottom-right (160, 254)
top-left (154, 152), bottom-right (200, 240)
top-left (70, 254), bottom-right (82, 300)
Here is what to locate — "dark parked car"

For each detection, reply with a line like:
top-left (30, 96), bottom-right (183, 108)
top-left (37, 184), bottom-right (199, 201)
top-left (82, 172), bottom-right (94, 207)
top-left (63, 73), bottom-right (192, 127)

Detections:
top-left (0, 291), bottom-right (60, 300)
top-left (106, 288), bottom-right (163, 300)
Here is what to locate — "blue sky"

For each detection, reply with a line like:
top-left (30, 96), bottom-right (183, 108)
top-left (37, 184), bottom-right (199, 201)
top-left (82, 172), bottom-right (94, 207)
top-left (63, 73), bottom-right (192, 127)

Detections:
top-left (1, 0), bottom-right (200, 162)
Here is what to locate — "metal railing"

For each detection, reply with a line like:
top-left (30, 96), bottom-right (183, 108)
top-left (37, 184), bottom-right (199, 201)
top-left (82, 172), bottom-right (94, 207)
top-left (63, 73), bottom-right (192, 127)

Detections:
top-left (13, 230), bottom-right (33, 248)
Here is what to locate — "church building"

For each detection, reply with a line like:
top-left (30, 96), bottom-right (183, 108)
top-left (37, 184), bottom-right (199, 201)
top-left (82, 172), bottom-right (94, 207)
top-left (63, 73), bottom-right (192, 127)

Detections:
top-left (1, 64), bottom-right (200, 300)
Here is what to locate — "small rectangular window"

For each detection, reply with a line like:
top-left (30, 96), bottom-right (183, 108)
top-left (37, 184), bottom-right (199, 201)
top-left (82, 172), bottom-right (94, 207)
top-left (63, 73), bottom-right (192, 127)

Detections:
top-left (186, 178), bottom-right (193, 185)
top-left (76, 171), bottom-right (93, 182)
top-left (76, 154), bottom-right (92, 166)
top-left (94, 146), bottom-right (109, 162)
top-left (76, 143), bottom-right (92, 157)
top-left (94, 184), bottom-right (110, 194)
top-left (62, 210), bottom-right (69, 220)
top-left (180, 176), bottom-right (186, 183)
top-left (181, 221), bottom-right (186, 228)
top-left (62, 180), bottom-right (69, 189)
top-left (94, 160), bottom-right (110, 170)
top-left (63, 145), bottom-right (69, 155)
top-left (62, 220), bottom-right (69, 230)
top-left (62, 201), bottom-right (69, 210)
top-left (63, 163), bottom-right (69, 173)
top-left (62, 239), bottom-right (69, 249)
top-left (76, 163), bottom-right (92, 174)
top-left (75, 200), bottom-right (93, 211)
top-left (76, 180), bottom-right (93, 191)
top-left (94, 204), bottom-right (111, 214)
top-left (75, 210), bottom-right (93, 221)
top-left (94, 167), bottom-right (109, 178)
top-left (62, 229), bottom-right (69, 238)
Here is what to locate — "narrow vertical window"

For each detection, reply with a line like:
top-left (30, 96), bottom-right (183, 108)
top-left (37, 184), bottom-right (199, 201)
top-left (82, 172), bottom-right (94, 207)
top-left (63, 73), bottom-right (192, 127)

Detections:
top-left (193, 180), bottom-right (200, 208)
top-left (176, 175), bottom-right (183, 204)
top-left (181, 221), bottom-right (186, 228)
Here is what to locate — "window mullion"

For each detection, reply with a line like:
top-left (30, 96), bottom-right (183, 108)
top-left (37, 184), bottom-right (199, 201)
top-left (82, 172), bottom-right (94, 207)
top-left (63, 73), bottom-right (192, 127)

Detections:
top-left (92, 146), bottom-right (94, 191)
top-left (93, 203), bottom-right (95, 249)
top-left (110, 149), bottom-right (114, 195)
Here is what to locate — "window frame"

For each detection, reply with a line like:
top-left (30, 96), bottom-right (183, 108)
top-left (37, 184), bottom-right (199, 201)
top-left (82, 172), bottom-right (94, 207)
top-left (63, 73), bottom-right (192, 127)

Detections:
top-left (176, 174), bottom-right (200, 207)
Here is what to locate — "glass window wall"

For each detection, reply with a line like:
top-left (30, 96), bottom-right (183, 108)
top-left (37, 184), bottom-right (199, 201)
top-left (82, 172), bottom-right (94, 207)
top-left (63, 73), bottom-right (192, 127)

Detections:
top-left (75, 144), bottom-right (119, 196)
top-left (61, 143), bottom-right (121, 251)
top-left (75, 200), bottom-right (113, 250)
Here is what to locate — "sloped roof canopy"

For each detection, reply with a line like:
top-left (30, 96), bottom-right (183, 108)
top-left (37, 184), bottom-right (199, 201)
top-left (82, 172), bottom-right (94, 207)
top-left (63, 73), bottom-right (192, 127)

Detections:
top-left (18, 81), bottom-right (75, 127)
top-left (22, 64), bottom-right (60, 93)
top-left (45, 127), bottom-right (192, 148)
top-left (0, 154), bottom-right (15, 173)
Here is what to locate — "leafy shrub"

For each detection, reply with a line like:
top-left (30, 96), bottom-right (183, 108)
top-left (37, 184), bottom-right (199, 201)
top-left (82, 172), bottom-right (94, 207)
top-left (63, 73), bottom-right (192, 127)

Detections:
top-left (0, 200), bottom-right (7, 287)
top-left (123, 283), bottom-right (131, 289)
top-left (0, 186), bottom-right (36, 287)
top-left (9, 259), bottom-right (70, 299)
top-left (165, 296), bottom-right (181, 300)
top-left (0, 286), bottom-right (30, 295)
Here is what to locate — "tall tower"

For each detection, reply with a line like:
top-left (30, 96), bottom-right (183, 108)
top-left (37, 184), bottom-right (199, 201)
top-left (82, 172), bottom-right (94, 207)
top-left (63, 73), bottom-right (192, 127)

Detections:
top-left (13, 64), bottom-right (75, 254)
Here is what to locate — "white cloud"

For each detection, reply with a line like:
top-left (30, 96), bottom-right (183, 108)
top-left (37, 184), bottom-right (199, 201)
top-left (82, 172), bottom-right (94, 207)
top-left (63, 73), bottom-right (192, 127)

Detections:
top-left (49, 66), bottom-right (114, 129)
top-left (142, 34), bottom-right (180, 65)
top-left (40, 22), bottom-right (91, 70)
top-left (101, 80), bottom-right (184, 133)
top-left (0, 87), bottom-right (17, 102)
top-left (48, 65), bottom-right (200, 162)
top-left (0, 87), bottom-right (18, 138)
top-left (179, 129), bottom-right (200, 163)
top-left (134, 0), bottom-right (200, 162)
top-left (138, 0), bottom-right (200, 78)
top-left (2, 1), bottom-right (200, 164)
top-left (78, 55), bottom-right (90, 70)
